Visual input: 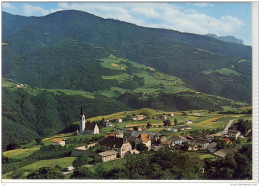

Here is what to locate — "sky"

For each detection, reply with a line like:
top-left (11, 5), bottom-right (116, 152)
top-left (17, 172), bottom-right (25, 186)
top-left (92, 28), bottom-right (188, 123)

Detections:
top-left (2, 2), bottom-right (252, 45)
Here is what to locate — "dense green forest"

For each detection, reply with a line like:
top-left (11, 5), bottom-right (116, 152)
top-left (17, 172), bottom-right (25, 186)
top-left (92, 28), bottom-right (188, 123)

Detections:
top-left (2, 10), bottom-right (252, 103)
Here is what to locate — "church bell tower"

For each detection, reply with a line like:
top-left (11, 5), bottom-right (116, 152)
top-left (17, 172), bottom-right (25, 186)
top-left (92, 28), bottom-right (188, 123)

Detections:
top-left (80, 106), bottom-right (85, 134)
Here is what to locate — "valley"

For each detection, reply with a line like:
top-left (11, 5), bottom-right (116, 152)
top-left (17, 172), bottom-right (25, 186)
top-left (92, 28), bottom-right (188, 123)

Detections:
top-left (1, 8), bottom-right (253, 180)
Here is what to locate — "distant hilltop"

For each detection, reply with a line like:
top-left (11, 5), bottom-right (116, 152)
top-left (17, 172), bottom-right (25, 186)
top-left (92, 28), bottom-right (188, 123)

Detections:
top-left (205, 34), bottom-right (244, 45)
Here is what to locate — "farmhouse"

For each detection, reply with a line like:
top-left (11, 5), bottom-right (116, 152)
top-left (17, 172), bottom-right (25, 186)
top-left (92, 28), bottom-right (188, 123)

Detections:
top-left (116, 118), bottom-right (123, 123)
top-left (106, 121), bottom-right (113, 127)
top-left (136, 134), bottom-right (152, 150)
top-left (213, 148), bottom-right (235, 159)
top-left (207, 142), bottom-right (217, 153)
top-left (95, 150), bottom-right (117, 163)
top-left (228, 130), bottom-right (241, 139)
top-left (194, 138), bottom-right (209, 150)
top-left (100, 136), bottom-right (132, 158)
top-left (131, 115), bottom-right (146, 121)
top-left (161, 115), bottom-right (167, 120)
top-left (71, 146), bottom-right (96, 157)
top-left (52, 138), bottom-right (65, 146)
top-left (168, 136), bottom-right (188, 146)
top-left (185, 120), bottom-right (193, 124)
top-left (131, 131), bottom-right (157, 138)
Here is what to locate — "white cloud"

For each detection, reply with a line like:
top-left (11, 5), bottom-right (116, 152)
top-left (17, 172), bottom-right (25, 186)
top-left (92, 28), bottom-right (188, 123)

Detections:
top-left (2, 2), bottom-right (16, 9)
top-left (22, 4), bottom-right (50, 16)
top-left (191, 3), bottom-right (214, 7)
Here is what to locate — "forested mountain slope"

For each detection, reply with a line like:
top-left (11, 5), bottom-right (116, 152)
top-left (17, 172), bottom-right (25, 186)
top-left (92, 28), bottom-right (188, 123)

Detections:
top-left (2, 10), bottom-right (252, 103)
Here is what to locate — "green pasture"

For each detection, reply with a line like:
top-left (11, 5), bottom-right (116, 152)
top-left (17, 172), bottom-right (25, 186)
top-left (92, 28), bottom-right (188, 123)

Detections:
top-left (91, 158), bottom-right (127, 171)
top-left (48, 89), bottom-right (95, 99)
top-left (3, 147), bottom-right (40, 160)
top-left (100, 54), bottom-right (127, 71)
top-left (217, 68), bottom-right (240, 76)
top-left (186, 151), bottom-right (215, 161)
top-left (20, 157), bottom-right (77, 171)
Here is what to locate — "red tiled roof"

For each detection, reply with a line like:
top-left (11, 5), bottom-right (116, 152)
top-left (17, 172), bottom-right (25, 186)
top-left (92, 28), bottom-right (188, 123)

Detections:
top-left (52, 138), bottom-right (62, 143)
top-left (140, 134), bottom-right (150, 142)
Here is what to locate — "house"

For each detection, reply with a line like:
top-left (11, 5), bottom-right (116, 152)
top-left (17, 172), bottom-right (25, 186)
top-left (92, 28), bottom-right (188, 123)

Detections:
top-left (131, 149), bottom-right (140, 154)
top-left (212, 133), bottom-right (223, 138)
top-left (106, 121), bottom-right (113, 127)
top-left (161, 115), bottom-right (167, 120)
top-left (222, 138), bottom-right (232, 145)
top-left (71, 146), bottom-right (96, 157)
top-left (213, 148), bottom-right (235, 159)
top-left (168, 136), bottom-right (188, 146)
top-left (160, 135), bottom-right (167, 144)
top-left (116, 118), bottom-right (123, 123)
top-left (170, 144), bottom-right (182, 151)
top-left (85, 123), bottom-right (99, 134)
top-left (228, 130), bottom-right (241, 139)
top-left (131, 115), bottom-right (146, 121)
top-left (104, 133), bottom-right (115, 138)
top-left (136, 134), bottom-right (151, 150)
top-left (185, 120), bottom-right (193, 124)
top-left (199, 133), bottom-right (214, 142)
top-left (114, 131), bottom-right (124, 138)
top-left (100, 136), bottom-right (132, 158)
top-left (195, 138), bottom-right (209, 149)
top-left (168, 113), bottom-right (174, 117)
top-left (188, 144), bottom-right (198, 151)
top-left (184, 135), bottom-right (196, 144)
top-left (207, 142), bottom-right (217, 153)
top-left (86, 141), bottom-right (98, 150)
top-left (52, 139), bottom-right (65, 146)
top-left (131, 131), bottom-right (157, 138)
top-left (95, 150), bottom-right (117, 163)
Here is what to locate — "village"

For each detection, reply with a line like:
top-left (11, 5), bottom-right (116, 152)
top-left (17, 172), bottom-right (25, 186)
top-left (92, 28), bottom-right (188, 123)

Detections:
top-left (50, 107), bottom-right (252, 174)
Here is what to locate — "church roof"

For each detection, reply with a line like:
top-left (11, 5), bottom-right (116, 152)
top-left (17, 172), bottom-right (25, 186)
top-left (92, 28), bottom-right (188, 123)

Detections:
top-left (85, 123), bottom-right (97, 131)
top-left (80, 106), bottom-right (84, 116)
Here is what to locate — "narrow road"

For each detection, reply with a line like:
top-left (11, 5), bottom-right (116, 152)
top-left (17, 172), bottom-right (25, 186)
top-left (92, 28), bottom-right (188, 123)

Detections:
top-left (219, 119), bottom-right (235, 135)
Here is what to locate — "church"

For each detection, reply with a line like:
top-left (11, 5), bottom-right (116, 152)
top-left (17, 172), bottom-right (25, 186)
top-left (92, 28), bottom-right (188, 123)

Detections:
top-left (79, 106), bottom-right (99, 135)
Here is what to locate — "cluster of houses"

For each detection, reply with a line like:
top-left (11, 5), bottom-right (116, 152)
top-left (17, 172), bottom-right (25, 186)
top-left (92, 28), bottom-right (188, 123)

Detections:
top-left (51, 108), bottom-right (247, 168)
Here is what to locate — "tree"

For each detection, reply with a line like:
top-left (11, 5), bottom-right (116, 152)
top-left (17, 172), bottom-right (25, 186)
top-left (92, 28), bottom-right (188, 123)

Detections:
top-left (27, 167), bottom-right (64, 179)
top-left (146, 122), bottom-right (152, 129)
top-left (136, 143), bottom-right (148, 152)
top-left (70, 167), bottom-right (94, 179)
top-left (72, 153), bottom-right (90, 169)
top-left (163, 120), bottom-right (171, 127)
top-left (54, 164), bottom-right (62, 171)
top-left (35, 138), bottom-right (43, 145)
top-left (174, 118), bottom-right (178, 127)
top-left (133, 126), bottom-right (138, 131)
top-left (181, 141), bottom-right (189, 151)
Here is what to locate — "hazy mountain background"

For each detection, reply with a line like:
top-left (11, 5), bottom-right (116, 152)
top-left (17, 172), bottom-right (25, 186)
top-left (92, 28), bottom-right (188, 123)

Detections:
top-left (205, 34), bottom-right (244, 45)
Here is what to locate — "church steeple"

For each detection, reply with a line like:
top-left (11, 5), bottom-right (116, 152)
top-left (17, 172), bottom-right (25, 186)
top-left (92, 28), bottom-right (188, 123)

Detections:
top-left (79, 106), bottom-right (85, 134)
top-left (80, 106), bottom-right (84, 116)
